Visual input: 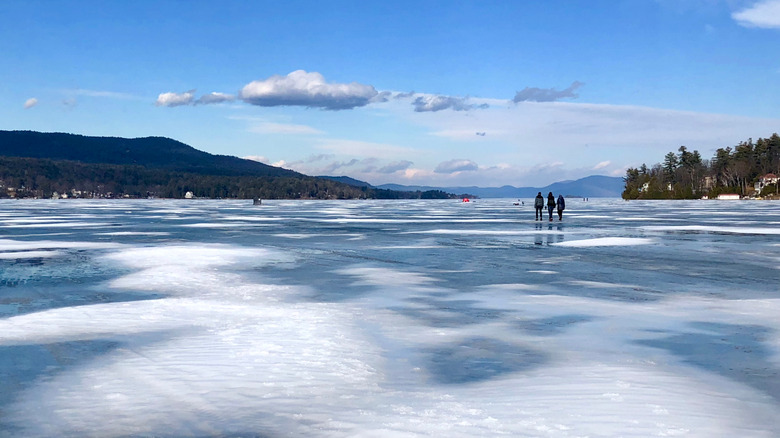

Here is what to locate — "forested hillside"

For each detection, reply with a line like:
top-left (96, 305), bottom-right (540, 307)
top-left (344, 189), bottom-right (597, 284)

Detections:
top-left (623, 133), bottom-right (780, 199)
top-left (0, 130), bottom-right (300, 177)
top-left (0, 131), bottom-right (457, 200)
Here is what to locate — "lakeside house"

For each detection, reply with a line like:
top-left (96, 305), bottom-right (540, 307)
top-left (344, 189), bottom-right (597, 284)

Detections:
top-left (754, 173), bottom-right (778, 193)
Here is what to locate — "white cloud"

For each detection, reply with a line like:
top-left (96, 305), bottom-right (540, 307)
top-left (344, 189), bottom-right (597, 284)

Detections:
top-left (272, 155), bottom-right (408, 178)
top-left (239, 70), bottom-right (378, 110)
top-left (196, 92), bottom-right (235, 105)
top-left (377, 160), bottom-right (414, 174)
top-left (513, 81), bottom-right (584, 102)
top-left (243, 155), bottom-right (269, 164)
top-left (373, 161), bottom-right (600, 188)
top-left (66, 89), bottom-right (142, 100)
top-left (156, 90), bottom-right (195, 107)
top-left (733, 0), bottom-right (780, 28)
top-left (23, 98), bottom-right (38, 109)
top-left (248, 122), bottom-right (323, 135)
top-left (593, 161), bottom-right (611, 170)
top-left (412, 94), bottom-right (487, 112)
top-left (434, 159), bottom-right (479, 174)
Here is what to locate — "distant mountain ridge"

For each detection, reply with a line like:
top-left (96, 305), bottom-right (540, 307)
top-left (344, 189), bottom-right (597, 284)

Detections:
top-left (317, 175), bottom-right (372, 187)
top-left (0, 131), bottom-right (459, 200)
top-left (0, 130), bottom-right (301, 178)
top-left (375, 175), bottom-right (624, 198)
top-left (0, 130), bottom-right (623, 198)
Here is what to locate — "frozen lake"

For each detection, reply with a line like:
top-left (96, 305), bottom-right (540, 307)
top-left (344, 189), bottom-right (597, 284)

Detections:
top-left (1, 198), bottom-right (779, 437)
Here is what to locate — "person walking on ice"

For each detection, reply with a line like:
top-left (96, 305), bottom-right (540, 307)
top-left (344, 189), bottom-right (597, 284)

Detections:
top-left (546, 192), bottom-right (556, 221)
top-left (534, 192), bottom-right (544, 221)
top-left (556, 194), bottom-right (565, 221)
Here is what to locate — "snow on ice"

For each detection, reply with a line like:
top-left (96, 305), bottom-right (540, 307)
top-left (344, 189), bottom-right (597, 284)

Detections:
top-left (1, 198), bottom-right (779, 437)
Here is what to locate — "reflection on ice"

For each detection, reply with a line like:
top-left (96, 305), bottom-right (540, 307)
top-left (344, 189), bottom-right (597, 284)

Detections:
top-left (1, 198), bottom-right (779, 436)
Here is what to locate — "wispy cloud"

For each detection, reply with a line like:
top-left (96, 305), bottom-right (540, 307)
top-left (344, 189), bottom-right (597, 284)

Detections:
top-left (247, 121), bottom-right (323, 135)
top-left (23, 98), bottom-right (38, 109)
top-left (269, 154), bottom-right (412, 179)
top-left (239, 70), bottom-right (378, 110)
top-left (156, 90), bottom-right (195, 107)
top-left (378, 160), bottom-right (414, 174)
top-left (66, 89), bottom-right (143, 100)
top-left (513, 81), bottom-right (584, 102)
top-left (412, 94), bottom-right (488, 112)
top-left (429, 129), bottom-right (504, 140)
top-left (434, 159), bottom-right (479, 174)
top-left (382, 96), bottom-right (780, 186)
top-left (316, 139), bottom-right (418, 159)
top-left (593, 160), bottom-right (611, 170)
top-left (196, 92), bottom-right (235, 105)
top-left (733, 0), bottom-right (780, 28)
top-left (243, 155), bottom-right (269, 164)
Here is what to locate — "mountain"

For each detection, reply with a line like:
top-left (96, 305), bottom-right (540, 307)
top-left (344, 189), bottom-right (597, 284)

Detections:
top-left (0, 130), bottom-right (461, 200)
top-left (0, 130), bottom-right (623, 199)
top-left (317, 175), bottom-right (372, 188)
top-left (376, 175), bottom-right (624, 198)
top-left (0, 130), bottom-right (300, 178)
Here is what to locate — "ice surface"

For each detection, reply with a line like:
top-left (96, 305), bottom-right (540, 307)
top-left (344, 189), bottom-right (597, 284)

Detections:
top-left (553, 237), bottom-right (655, 247)
top-left (0, 238), bottom-right (122, 251)
top-left (0, 250), bottom-right (64, 259)
top-left (95, 231), bottom-right (170, 236)
top-left (643, 224), bottom-right (780, 235)
top-left (1, 198), bottom-right (780, 437)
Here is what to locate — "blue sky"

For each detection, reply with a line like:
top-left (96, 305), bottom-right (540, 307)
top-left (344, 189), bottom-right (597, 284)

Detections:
top-left (2, 0), bottom-right (779, 187)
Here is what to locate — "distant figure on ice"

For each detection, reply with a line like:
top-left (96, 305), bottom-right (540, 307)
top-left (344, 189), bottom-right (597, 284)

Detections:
top-left (253, 198), bottom-right (262, 205)
top-left (534, 192), bottom-right (544, 221)
top-left (546, 192), bottom-right (556, 221)
top-left (556, 194), bottom-right (565, 221)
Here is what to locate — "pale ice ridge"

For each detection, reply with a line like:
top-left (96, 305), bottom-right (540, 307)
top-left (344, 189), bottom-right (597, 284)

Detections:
top-left (0, 221), bottom-right (113, 228)
top-left (0, 250), bottom-right (65, 259)
top-left (553, 237), bottom-right (655, 247)
top-left (407, 229), bottom-right (568, 235)
top-left (311, 218), bottom-right (517, 224)
top-left (95, 231), bottom-right (171, 236)
top-left (0, 238), bottom-right (122, 251)
top-left (643, 225), bottom-right (780, 235)
top-left (181, 222), bottom-right (271, 228)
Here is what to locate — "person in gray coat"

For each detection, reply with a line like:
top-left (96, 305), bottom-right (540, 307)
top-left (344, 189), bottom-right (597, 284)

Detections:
top-left (534, 192), bottom-right (544, 221)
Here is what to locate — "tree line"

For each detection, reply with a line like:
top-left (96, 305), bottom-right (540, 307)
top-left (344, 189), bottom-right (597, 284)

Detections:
top-left (0, 156), bottom-right (464, 200)
top-left (622, 133), bottom-right (780, 199)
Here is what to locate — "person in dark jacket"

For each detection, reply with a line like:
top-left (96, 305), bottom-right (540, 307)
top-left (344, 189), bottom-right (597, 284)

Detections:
top-left (546, 192), bottom-right (556, 221)
top-left (556, 194), bottom-right (565, 220)
top-left (534, 192), bottom-right (544, 221)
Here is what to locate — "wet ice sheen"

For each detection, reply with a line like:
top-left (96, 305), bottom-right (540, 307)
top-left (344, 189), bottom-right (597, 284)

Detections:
top-left (1, 198), bottom-right (779, 437)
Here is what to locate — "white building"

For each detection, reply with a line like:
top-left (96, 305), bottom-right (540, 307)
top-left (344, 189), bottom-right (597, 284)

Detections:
top-left (754, 173), bottom-right (778, 192)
